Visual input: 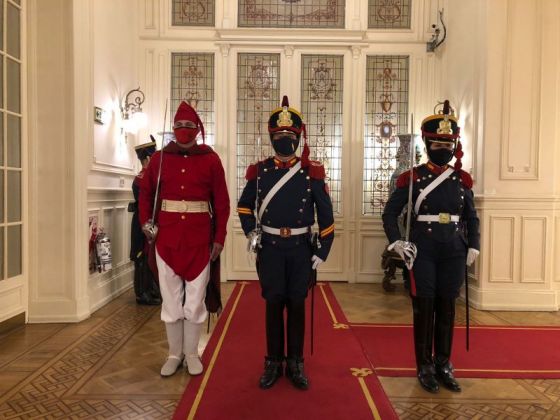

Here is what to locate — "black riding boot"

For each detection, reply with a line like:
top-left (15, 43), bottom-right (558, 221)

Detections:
top-left (285, 300), bottom-right (309, 390)
top-left (434, 297), bottom-right (461, 392)
top-left (412, 297), bottom-right (439, 393)
top-left (259, 301), bottom-right (285, 389)
top-left (134, 258), bottom-right (161, 305)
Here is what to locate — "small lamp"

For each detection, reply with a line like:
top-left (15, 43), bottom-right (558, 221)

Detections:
top-left (121, 87), bottom-right (148, 134)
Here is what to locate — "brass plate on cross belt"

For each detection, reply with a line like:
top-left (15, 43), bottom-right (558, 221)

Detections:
top-left (439, 213), bottom-right (451, 224)
top-left (280, 227), bottom-right (291, 238)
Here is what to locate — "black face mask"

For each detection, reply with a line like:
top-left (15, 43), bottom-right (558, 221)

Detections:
top-left (428, 148), bottom-right (454, 166)
top-left (272, 136), bottom-right (299, 157)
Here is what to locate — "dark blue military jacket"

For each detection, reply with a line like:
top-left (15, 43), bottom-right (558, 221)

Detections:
top-left (237, 157), bottom-right (335, 261)
top-left (382, 162), bottom-right (480, 250)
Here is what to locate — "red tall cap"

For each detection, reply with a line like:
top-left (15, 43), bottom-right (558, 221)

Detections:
top-left (174, 101), bottom-right (205, 143)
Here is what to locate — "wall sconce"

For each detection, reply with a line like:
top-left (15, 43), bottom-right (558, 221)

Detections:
top-left (426, 9), bottom-right (447, 53)
top-left (121, 87), bottom-right (148, 134)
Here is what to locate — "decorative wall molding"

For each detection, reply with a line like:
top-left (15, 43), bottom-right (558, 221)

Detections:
top-left (0, 282), bottom-right (25, 324)
top-left (87, 189), bottom-right (134, 311)
top-left (552, 215), bottom-right (560, 285)
top-left (499, 0), bottom-right (542, 180)
top-left (92, 158), bottom-right (135, 173)
top-left (488, 215), bottom-right (515, 283)
top-left (520, 216), bottom-right (547, 284)
top-left (138, 0), bottom-right (158, 36)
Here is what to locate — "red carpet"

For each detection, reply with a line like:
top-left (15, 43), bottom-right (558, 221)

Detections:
top-left (174, 282), bottom-right (397, 420)
top-left (352, 323), bottom-right (560, 379)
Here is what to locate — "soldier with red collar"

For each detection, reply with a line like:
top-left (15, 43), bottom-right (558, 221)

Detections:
top-left (237, 96), bottom-right (335, 390)
top-left (139, 102), bottom-right (230, 377)
top-left (382, 100), bottom-right (480, 393)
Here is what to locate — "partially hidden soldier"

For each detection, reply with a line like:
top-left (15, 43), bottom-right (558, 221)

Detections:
top-left (129, 140), bottom-right (162, 306)
top-left (139, 102), bottom-right (230, 377)
top-left (382, 100), bottom-right (480, 393)
top-left (237, 96), bottom-right (335, 390)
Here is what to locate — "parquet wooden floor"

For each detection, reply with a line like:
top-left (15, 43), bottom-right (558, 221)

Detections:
top-left (333, 283), bottom-right (560, 420)
top-left (1, 281), bottom-right (559, 419)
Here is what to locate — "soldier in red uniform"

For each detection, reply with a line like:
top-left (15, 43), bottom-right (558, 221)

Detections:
top-left (139, 102), bottom-right (230, 377)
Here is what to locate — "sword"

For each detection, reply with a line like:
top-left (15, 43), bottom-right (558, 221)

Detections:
top-left (144, 100), bottom-right (168, 240)
top-left (405, 114), bottom-right (415, 243)
top-left (395, 114), bottom-right (418, 270)
top-left (310, 232), bottom-right (319, 356)
top-left (151, 99), bottom-right (168, 224)
top-left (465, 264), bottom-right (470, 351)
top-left (248, 121), bottom-right (263, 254)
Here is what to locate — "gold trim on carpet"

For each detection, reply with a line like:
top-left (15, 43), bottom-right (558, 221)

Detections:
top-left (186, 282), bottom-right (388, 420)
top-left (351, 368), bottom-right (382, 420)
top-left (318, 283), bottom-right (348, 329)
top-left (320, 284), bottom-right (382, 418)
top-left (350, 323), bottom-right (560, 331)
top-left (187, 282), bottom-right (247, 420)
top-left (375, 367), bottom-right (560, 374)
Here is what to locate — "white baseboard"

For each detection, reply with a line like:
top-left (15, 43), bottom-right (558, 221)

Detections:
top-left (466, 284), bottom-right (559, 311)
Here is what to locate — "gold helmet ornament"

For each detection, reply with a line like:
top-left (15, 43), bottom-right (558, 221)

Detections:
top-left (420, 100), bottom-right (463, 169)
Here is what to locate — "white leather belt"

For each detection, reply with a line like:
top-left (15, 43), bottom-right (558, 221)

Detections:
top-left (417, 214), bottom-right (460, 224)
top-left (161, 200), bottom-right (209, 213)
top-left (262, 225), bottom-right (310, 238)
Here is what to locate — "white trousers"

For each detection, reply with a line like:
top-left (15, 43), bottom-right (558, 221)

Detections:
top-left (156, 249), bottom-right (210, 324)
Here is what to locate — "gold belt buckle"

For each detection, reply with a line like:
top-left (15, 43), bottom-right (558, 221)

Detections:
top-left (439, 213), bottom-right (451, 224)
top-left (280, 227), bottom-right (291, 238)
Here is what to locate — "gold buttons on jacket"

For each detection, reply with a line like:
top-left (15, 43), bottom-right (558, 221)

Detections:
top-left (181, 215), bottom-right (186, 220)
top-left (181, 169), bottom-right (186, 173)
top-left (181, 185), bottom-right (185, 190)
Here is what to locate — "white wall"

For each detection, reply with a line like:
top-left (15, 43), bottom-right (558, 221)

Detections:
top-left (26, 0), bottom-right (141, 322)
top-left (444, 0), bottom-right (560, 310)
top-left (87, 0), bottom-right (140, 312)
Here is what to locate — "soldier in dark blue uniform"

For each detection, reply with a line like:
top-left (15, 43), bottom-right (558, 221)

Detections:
top-left (237, 96), bottom-right (335, 390)
top-left (130, 140), bottom-right (161, 306)
top-left (382, 100), bottom-right (480, 393)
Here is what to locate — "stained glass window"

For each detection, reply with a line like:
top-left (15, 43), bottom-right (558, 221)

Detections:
top-left (301, 54), bottom-right (343, 214)
top-left (363, 55), bottom-right (409, 215)
top-left (172, 0), bottom-right (215, 26)
top-left (170, 53), bottom-right (215, 145)
top-left (236, 53), bottom-right (280, 199)
top-left (238, 0), bottom-right (345, 29)
top-left (368, 0), bottom-right (411, 29)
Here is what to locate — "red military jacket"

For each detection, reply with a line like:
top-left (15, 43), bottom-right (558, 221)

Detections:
top-left (139, 142), bottom-right (230, 281)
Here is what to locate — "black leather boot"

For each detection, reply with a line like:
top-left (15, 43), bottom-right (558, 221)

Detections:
top-left (286, 300), bottom-right (309, 390)
top-left (259, 356), bottom-right (283, 389)
top-left (134, 258), bottom-right (162, 305)
top-left (259, 301), bottom-right (285, 389)
top-left (286, 357), bottom-right (309, 390)
top-left (412, 297), bottom-right (439, 393)
top-left (434, 297), bottom-right (461, 392)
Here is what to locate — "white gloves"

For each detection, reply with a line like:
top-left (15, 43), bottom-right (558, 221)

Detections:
top-left (466, 248), bottom-right (480, 266)
top-left (388, 240), bottom-right (417, 270)
top-left (311, 255), bottom-right (324, 270)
